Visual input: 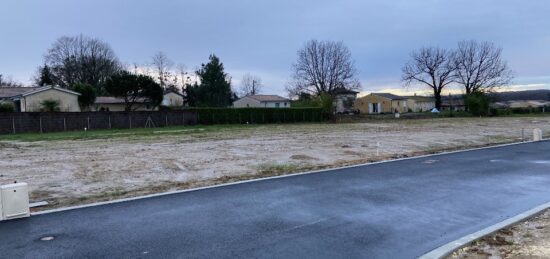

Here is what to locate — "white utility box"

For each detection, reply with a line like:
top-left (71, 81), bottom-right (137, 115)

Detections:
top-left (1, 183), bottom-right (30, 220)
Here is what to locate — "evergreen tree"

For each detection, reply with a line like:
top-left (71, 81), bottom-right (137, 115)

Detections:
top-left (73, 83), bottom-right (97, 111)
top-left (105, 71), bottom-right (163, 111)
top-left (193, 55), bottom-right (233, 107)
top-left (37, 65), bottom-right (54, 86)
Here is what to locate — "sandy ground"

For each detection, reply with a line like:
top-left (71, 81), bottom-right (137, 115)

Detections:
top-left (0, 116), bottom-right (549, 209)
top-left (448, 209), bottom-right (550, 259)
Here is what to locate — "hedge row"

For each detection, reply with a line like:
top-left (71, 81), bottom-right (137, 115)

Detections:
top-left (183, 108), bottom-right (327, 125)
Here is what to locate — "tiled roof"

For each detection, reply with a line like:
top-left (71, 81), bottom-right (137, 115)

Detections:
top-left (0, 87), bottom-right (41, 98)
top-left (246, 95), bottom-right (289, 102)
top-left (331, 87), bottom-right (359, 95)
top-left (404, 96), bottom-right (435, 102)
top-left (371, 93), bottom-right (406, 100)
top-left (95, 96), bottom-right (148, 104)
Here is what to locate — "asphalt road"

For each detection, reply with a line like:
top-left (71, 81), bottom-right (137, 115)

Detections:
top-left (2, 141), bottom-right (550, 259)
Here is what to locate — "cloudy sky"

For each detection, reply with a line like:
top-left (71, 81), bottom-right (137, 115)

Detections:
top-left (1, 0), bottom-right (549, 96)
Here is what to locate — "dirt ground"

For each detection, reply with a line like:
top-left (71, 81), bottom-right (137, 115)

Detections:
top-left (0, 116), bottom-right (549, 210)
top-left (448, 209), bottom-right (550, 259)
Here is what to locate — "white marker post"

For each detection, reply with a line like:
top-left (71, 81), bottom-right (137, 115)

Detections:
top-left (534, 128), bottom-right (543, 141)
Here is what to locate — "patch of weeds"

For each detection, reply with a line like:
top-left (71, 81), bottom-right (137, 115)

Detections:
top-left (257, 163), bottom-right (301, 175)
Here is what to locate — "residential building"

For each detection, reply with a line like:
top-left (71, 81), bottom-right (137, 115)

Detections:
top-left (0, 86), bottom-right (81, 112)
top-left (404, 95), bottom-right (435, 112)
top-left (491, 100), bottom-right (550, 109)
top-left (332, 87), bottom-right (359, 113)
top-left (441, 96), bottom-right (466, 111)
top-left (92, 97), bottom-right (156, 111)
top-left (354, 93), bottom-right (408, 114)
top-left (233, 95), bottom-right (290, 108)
top-left (162, 91), bottom-right (185, 107)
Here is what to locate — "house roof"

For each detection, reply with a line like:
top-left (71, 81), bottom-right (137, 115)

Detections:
top-left (0, 87), bottom-right (41, 98)
top-left (370, 93), bottom-right (406, 100)
top-left (95, 96), bottom-right (148, 104)
top-left (245, 95), bottom-right (289, 102)
top-left (404, 96), bottom-right (435, 102)
top-left (164, 90), bottom-right (184, 97)
top-left (441, 99), bottom-right (465, 106)
top-left (331, 87), bottom-right (359, 95)
top-left (0, 86), bottom-right (80, 99)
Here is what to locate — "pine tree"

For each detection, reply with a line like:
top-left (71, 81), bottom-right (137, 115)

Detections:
top-left (38, 65), bottom-right (54, 86)
top-left (193, 55), bottom-right (233, 107)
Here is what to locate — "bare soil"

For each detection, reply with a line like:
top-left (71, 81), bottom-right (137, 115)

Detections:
top-left (448, 209), bottom-right (550, 259)
top-left (0, 116), bottom-right (549, 210)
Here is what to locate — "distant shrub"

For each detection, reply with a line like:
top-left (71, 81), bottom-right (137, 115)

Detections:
top-left (0, 102), bottom-right (15, 112)
top-left (465, 92), bottom-right (489, 116)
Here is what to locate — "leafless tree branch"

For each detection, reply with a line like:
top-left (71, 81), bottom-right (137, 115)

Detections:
top-left (287, 40), bottom-right (361, 97)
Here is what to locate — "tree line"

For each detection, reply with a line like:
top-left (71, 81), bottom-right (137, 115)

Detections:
top-left (28, 35), bottom-right (257, 111)
top-left (2, 35), bottom-right (513, 112)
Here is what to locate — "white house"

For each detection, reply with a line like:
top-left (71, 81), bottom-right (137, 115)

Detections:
top-left (332, 87), bottom-right (359, 113)
top-left (0, 86), bottom-right (81, 112)
top-left (404, 95), bottom-right (435, 112)
top-left (162, 91), bottom-right (185, 107)
top-left (233, 95), bottom-right (290, 108)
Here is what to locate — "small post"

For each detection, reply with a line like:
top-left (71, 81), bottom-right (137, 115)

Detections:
top-left (39, 116), bottom-right (43, 133)
top-left (108, 115), bottom-right (112, 129)
top-left (165, 115), bottom-right (168, 127)
top-left (12, 117), bottom-right (15, 134)
top-left (129, 116), bottom-right (132, 129)
top-left (522, 128), bottom-right (525, 141)
top-left (534, 128), bottom-right (543, 141)
top-left (182, 111), bottom-right (186, 125)
top-left (63, 117), bottom-right (66, 131)
top-left (87, 116), bottom-right (90, 130)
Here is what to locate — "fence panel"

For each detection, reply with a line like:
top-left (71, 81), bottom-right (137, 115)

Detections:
top-left (0, 108), bottom-right (326, 135)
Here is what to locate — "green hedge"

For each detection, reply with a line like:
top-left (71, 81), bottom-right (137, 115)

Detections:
top-left (184, 107), bottom-right (327, 125)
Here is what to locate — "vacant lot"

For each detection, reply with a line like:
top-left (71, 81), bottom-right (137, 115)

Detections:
top-left (0, 116), bottom-right (549, 209)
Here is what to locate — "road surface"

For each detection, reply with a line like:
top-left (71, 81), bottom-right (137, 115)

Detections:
top-left (2, 141), bottom-right (550, 258)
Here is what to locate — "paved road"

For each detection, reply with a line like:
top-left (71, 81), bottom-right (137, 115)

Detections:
top-left (2, 141), bottom-right (550, 258)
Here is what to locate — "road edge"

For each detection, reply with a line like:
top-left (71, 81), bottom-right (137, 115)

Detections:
top-left (419, 201), bottom-right (550, 259)
top-left (32, 139), bottom-right (548, 216)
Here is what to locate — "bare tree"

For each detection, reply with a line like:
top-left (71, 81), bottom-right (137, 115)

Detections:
top-left (453, 40), bottom-right (513, 94)
top-left (402, 47), bottom-right (455, 110)
top-left (151, 52), bottom-right (174, 90)
top-left (287, 40), bottom-right (360, 97)
top-left (44, 35), bottom-right (120, 92)
top-left (240, 73), bottom-right (263, 96)
top-left (0, 74), bottom-right (23, 87)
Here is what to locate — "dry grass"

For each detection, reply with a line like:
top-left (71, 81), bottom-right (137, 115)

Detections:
top-left (1, 116), bottom-right (549, 211)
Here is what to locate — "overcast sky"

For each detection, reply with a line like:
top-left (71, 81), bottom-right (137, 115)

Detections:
top-left (1, 0), bottom-right (549, 96)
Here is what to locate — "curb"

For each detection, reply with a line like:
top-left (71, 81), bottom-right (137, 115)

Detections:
top-left (33, 139), bottom-right (548, 216)
top-left (419, 201), bottom-right (550, 259)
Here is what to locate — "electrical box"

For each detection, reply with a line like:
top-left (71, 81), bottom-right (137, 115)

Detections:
top-left (1, 183), bottom-right (30, 220)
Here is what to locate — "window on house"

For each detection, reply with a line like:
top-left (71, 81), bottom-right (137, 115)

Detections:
top-left (275, 103), bottom-right (280, 108)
